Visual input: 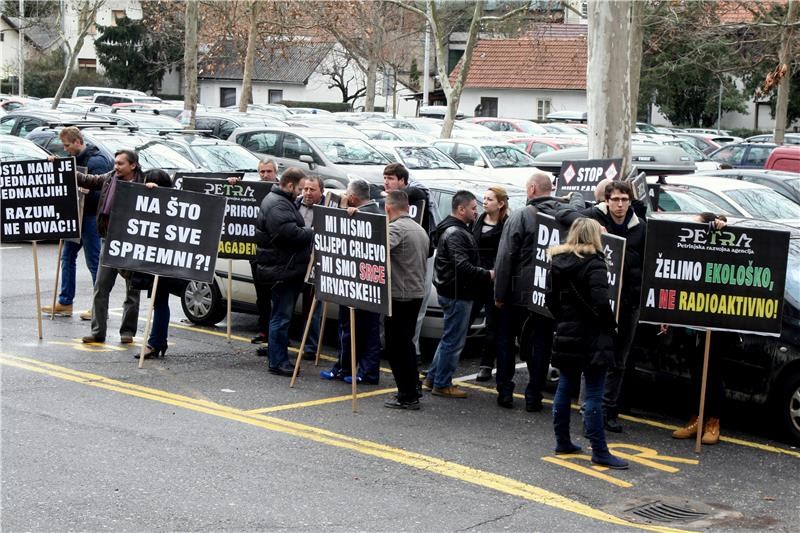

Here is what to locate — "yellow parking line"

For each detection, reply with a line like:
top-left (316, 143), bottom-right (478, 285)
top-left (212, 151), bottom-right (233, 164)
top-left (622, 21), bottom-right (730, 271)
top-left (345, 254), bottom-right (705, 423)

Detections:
top-left (246, 388), bottom-right (397, 413)
top-left (0, 353), bottom-right (690, 533)
top-left (542, 456), bottom-right (633, 488)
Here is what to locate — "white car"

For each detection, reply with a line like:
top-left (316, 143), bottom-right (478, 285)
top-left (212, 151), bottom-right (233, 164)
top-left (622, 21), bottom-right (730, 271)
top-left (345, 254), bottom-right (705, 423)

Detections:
top-left (431, 138), bottom-right (547, 187)
top-left (369, 141), bottom-right (482, 181)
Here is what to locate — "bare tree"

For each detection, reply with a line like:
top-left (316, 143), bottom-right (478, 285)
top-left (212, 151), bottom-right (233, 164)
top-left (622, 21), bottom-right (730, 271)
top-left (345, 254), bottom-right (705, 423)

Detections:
top-left (184, 0), bottom-right (199, 129)
top-left (773, 0), bottom-right (798, 144)
top-left (50, 0), bottom-right (106, 109)
top-left (320, 47), bottom-right (368, 104)
top-left (239, 0), bottom-right (260, 112)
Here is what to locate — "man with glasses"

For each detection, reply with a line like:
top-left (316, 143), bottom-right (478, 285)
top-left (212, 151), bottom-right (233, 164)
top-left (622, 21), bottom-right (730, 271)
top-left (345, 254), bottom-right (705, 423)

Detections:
top-left (558, 180), bottom-right (647, 433)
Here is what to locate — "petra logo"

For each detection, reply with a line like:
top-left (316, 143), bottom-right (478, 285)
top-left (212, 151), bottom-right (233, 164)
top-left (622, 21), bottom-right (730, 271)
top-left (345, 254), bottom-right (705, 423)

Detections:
top-left (562, 164), bottom-right (576, 184)
top-left (677, 227), bottom-right (752, 249)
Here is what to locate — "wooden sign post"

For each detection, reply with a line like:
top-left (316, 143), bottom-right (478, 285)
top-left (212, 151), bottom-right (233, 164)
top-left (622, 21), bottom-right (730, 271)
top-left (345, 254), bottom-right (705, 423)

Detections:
top-left (695, 329), bottom-right (712, 453)
top-left (50, 240), bottom-right (64, 321)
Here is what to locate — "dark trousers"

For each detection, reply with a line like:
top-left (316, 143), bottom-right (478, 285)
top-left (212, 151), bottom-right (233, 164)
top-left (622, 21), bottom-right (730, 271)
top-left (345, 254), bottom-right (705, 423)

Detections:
top-left (602, 306), bottom-right (640, 417)
top-left (334, 307), bottom-right (381, 382)
top-left (250, 261), bottom-right (272, 335)
top-left (385, 298), bottom-right (423, 401)
top-left (496, 306), bottom-right (554, 404)
top-left (468, 283), bottom-right (501, 368)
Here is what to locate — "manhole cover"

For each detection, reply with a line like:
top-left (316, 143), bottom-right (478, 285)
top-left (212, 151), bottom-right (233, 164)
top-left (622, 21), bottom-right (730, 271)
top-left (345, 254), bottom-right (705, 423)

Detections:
top-left (625, 501), bottom-right (708, 523)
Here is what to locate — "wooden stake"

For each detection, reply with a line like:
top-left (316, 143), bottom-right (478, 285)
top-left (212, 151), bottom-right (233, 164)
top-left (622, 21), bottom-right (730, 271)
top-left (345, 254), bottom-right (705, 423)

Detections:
top-left (289, 295), bottom-right (318, 388)
top-left (50, 240), bottom-right (64, 320)
top-left (32, 242), bottom-right (43, 340)
top-left (695, 329), bottom-right (712, 454)
top-left (315, 302), bottom-right (328, 366)
top-left (350, 307), bottom-right (358, 412)
top-left (226, 259), bottom-right (233, 341)
top-left (138, 276), bottom-right (160, 369)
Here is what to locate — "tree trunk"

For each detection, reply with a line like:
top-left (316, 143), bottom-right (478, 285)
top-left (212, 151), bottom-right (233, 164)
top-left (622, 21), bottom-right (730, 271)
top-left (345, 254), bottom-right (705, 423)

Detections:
top-left (587, 0), bottom-right (632, 173)
top-left (628, 1), bottom-right (644, 128)
top-left (239, 0), bottom-right (259, 112)
top-left (363, 0), bottom-right (386, 112)
top-left (183, 0), bottom-right (199, 129)
top-left (364, 57), bottom-right (378, 111)
top-left (774, 0), bottom-right (797, 145)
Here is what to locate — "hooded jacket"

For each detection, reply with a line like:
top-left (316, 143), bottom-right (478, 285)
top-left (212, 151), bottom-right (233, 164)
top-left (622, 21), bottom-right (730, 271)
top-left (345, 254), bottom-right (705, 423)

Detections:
top-left (77, 168), bottom-right (145, 237)
top-left (433, 215), bottom-right (490, 300)
top-left (546, 249), bottom-right (617, 371)
top-left (254, 187), bottom-right (313, 283)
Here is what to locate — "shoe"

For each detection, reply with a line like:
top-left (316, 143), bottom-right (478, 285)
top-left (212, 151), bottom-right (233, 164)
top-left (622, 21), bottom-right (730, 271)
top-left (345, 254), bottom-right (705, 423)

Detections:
top-left (476, 366), bottom-right (493, 382)
top-left (591, 451), bottom-right (629, 470)
top-left (136, 345), bottom-right (167, 360)
top-left (384, 395), bottom-right (421, 410)
top-left (320, 369), bottom-right (344, 381)
top-left (421, 378), bottom-right (433, 391)
top-left (42, 303), bottom-right (73, 316)
top-left (526, 399), bottom-right (544, 413)
top-left (79, 310), bottom-right (92, 321)
top-left (268, 363), bottom-right (295, 377)
top-left (120, 336), bottom-right (134, 344)
top-left (672, 416), bottom-right (699, 439)
top-left (555, 442), bottom-right (582, 455)
top-left (604, 416), bottom-right (623, 433)
top-left (497, 393), bottom-right (514, 408)
top-left (432, 385), bottom-right (467, 398)
top-left (82, 335), bottom-right (105, 344)
top-left (256, 346), bottom-right (269, 357)
top-left (344, 375), bottom-right (379, 385)
top-left (251, 333), bottom-right (268, 344)
top-left (701, 417), bottom-right (720, 445)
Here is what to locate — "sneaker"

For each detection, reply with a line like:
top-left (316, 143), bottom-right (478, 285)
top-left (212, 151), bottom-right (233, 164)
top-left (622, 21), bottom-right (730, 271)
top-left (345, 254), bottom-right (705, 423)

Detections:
top-left (476, 366), bottom-right (493, 382)
top-left (79, 310), bottom-right (92, 321)
top-left (384, 395), bottom-right (421, 410)
top-left (251, 333), bottom-right (268, 344)
top-left (82, 335), bottom-right (105, 344)
top-left (344, 374), bottom-right (379, 385)
top-left (432, 385), bottom-right (467, 398)
top-left (42, 303), bottom-right (73, 316)
top-left (320, 369), bottom-right (344, 381)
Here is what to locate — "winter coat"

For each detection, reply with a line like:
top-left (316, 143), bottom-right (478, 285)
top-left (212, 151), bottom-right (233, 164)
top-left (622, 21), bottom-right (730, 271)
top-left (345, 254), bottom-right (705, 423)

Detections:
top-left (74, 143), bottom-right (112, 217)
top-left (471, 212), bottom-right (506, 270)
top-left (254, 188), bottom-right (313, 283)
top-left (494, 193), bottom-right (583, 307)
top-left (433, 215), bottom-right (491, 301)
top-left (77, 168), bottom-right (145, 237)
top-left (546, 250), bottom-right (617, 371)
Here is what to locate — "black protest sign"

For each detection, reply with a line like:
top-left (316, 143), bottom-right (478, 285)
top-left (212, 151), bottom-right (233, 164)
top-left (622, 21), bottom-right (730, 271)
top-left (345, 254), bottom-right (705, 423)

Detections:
top-left (102, 181), bottom-right (227, 282)
top-left (173, 171), bottom-right (245, 190)
top-left (602, 233), bottom-right (626, 319)
top-left (639, 219), bottom-right (789, 336)
top-left (409, 199), bottom-right (426, 226)
top-left (628, 171), bottom-right (648, 203)
top-left (556, 158), bottom-right (623, 202)
top-left (313, 206), bottom-right (391, 315)
top-left (180, 177), bottom-right (272, 259)
top-left (1, 157), bottom-right (80, 242)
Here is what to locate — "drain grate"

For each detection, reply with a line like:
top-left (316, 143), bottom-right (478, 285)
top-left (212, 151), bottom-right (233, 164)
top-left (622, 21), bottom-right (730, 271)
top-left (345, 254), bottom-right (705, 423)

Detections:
top-left (626, 501), bottom-right (709, 523)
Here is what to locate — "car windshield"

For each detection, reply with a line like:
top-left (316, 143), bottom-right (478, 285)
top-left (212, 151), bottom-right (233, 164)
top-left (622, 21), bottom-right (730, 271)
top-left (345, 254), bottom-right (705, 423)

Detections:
top-left (656, 188), bottom-right (726, 213)
top-left (511, 120), bottom-right (547, 135)
top-left (125, 114), bottom-right (183, 130)
top-left (664, 140), bottom-right (708, 161)
top-left (395, 146), bottom-right (459, 170)
top-left (311, 137), bottom-right (388, 165)
top-left (409, 121), bottom-right (442, 135)
top-left (0, 141), bottom-right (49, 161)
top-left (480, 145), bottom-right (537, 168)
top-left (100, 137), bottom-right (198, 170)
top-left (725, 187), bottom-right (800, 220)
top-left (787, 178), bottom-right (800, 194)
top-left (189, 144), bottom-right (261, 172)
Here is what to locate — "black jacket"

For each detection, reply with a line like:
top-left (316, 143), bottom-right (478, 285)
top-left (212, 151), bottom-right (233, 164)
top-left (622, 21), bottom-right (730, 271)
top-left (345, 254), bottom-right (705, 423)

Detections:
top-left (557, 202), bottom-right (646, 309)
top-left (546, 251), bottom-right (617, 371)
top-left (433, 215), bottom-right (490, 300)
top-left (494, 194), bottom-right (584, 307)
top-left (471, 212), bottom-right (506, 270)
top-left (254, 188), bottom-right (313, 283)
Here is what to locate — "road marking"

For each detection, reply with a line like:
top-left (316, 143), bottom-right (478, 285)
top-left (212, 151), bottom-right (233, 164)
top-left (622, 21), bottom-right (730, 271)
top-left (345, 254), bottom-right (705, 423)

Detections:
top-left (48, 340), bottom-right (133, 352)
top-left (608, 444), bottom-right (699, 472)
top-left (0, 246), bottom-right (22, 250)
top-left (542, 456), bottom-right (633, 488)
top-left (0, 353), bottom-right (690, 533)
top-left (246, 387), bottom-right (397, 413)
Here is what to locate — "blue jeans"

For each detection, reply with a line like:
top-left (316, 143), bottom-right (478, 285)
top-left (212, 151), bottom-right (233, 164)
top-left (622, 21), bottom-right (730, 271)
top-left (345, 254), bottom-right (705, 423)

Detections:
top-left (553, 367), bottom-right (608, 454)
top-left (59, 215), bottom-right (100, 305)
top-left (147, 285), bottom-right (171, 350)
top-left (427, 295), bottom-right (473, 388)
top-left (268, 279), bottom-right (303, 368)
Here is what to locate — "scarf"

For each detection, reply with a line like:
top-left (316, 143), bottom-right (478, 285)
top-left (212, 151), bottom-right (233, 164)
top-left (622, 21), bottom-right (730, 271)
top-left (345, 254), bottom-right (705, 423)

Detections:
top-left (99, 174), bottom-right (119, 217)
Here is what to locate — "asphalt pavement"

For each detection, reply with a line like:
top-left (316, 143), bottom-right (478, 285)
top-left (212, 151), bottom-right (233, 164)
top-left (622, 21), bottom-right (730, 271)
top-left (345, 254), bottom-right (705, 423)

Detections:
top-left (2, 243), bottom-right (799, 532)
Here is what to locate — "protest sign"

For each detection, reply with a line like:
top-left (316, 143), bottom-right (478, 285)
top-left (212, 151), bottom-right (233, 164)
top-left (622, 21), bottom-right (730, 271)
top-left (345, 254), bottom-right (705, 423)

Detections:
top-left (628, 171), bottom-right (648, 203)
top-left (639, 219), bottom-right (789, 336)
top-left (409, 199), bottom-right (426, 226)
top-left (1, 157), bottom-right (80, 242)
top-left (172, 171), bottom-right (245, 190)
top-left (180, 177), bottom-right (272, 259)
top-left (312, 205), bottom-right (391, 315)
top-left (556, 158), bottom-right (623, 202)
top-left (101, 181), bottom-right (227, 283)
top-left (528, 212), bottom-right (625, 319)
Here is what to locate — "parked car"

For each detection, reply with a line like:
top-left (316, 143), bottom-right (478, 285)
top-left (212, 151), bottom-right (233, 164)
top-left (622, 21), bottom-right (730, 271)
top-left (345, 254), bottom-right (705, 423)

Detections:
top-left (431, 138), bottom-right (544, 187)
top-left (87, 108), bottom-right (184, 132)
top-left (709, 143), bottom-right (776, 169)
top-left (357, 124), bottom-right (435, 144)
top-left (539, 123), bottom-right (586, 136)
top-left (765, 145), bottom-right (800, 173)
top-left (72, 86), bottom-right (147, 99)
top-left (545, 110), bottom-right (587, 122)
top-left (468, 117), bottom-right (548, 136)
top-left (744, 133), bottom-right (800, 145)
top-left (193, 112), bottom-right (287, 140)
top-left (92, 93), bottom-right (163, 106)
top-left (694, 169), bottom-right (800, 205)
top-left (508, 136), bottom-right (585, 157)
top-left (0, 134), bottom-right (51, 161)
top-left (151, 132), bottom-right (263, 180)
top-left (648, 183), bottom-right (729, 214)
top-left (675, 133), bottom-right (725, 155)
top-left (653, 138), bottom-right (722, 171)
top-left (370, 141), bottom-right (479, 181)
top-left (0, 109), bottom-right (83, 137)
top-left (229, 127), bottom-right (390, 188)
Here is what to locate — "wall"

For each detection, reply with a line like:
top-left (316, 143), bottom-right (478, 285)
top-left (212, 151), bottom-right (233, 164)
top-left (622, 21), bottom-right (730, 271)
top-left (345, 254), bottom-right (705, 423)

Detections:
top-left (71, 0), bottom-right (143, 71)
top-left (457, 88), bottom-right (586, 120)
top-left (0, 17), bottom-right (20, 80)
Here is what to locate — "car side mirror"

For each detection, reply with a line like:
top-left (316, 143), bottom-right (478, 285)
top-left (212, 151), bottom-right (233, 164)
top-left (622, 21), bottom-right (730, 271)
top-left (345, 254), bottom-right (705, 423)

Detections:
top-left (473, 159), bottom-right (487, 168)
top-left (299, 154), bottom-right (316, 169)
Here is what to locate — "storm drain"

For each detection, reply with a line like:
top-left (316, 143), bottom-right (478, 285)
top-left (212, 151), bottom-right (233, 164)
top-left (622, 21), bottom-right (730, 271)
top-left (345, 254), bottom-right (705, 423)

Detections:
top-left (625, 501), bottom-right (709, 523)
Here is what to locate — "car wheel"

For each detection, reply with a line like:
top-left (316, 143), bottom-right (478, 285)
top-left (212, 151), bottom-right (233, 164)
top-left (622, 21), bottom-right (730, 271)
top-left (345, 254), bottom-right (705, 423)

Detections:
top-left (181, 280), bottom-right (227, 326)
top-left (777, 369), bottom-right (800, 444)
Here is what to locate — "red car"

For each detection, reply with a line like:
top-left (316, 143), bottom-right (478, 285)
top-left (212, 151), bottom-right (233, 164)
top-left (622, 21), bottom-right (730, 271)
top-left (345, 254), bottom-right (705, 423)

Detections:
top-left (467, 117), bottom-right (548, 136)
top-left (508, 136), bottom-right (585, 158)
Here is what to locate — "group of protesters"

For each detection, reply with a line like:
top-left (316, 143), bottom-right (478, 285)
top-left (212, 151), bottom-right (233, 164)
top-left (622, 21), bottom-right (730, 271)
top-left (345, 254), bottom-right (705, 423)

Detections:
top-left (48, 126), bottom-right (725, 471)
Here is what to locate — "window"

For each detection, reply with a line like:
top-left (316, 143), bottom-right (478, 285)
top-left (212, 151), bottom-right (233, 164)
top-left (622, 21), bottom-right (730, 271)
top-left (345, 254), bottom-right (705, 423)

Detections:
top-left (268, 90), bottom-right (283, 104)
top-left (726, 188), bottom-right (800, 219)
top-left (0, 116), bottom-right (18, 135)
top-left (453, 144), bottom-right (483, 166)
top-left (530, 142), bottom-right (555, 157)
top-left (241, 132), bottom-right (280, 155)
top-left (282, 134), bottom-right (315, 160)
top-left (711, 146), bottom-right (745, 165)
top-left (744, 146), bottom-right (773, 167)
top-left (479, 97), bottom-right (498, 117)
top-left (432, 142), bottom-right (455, 158)
top-left (447, 49), bottom-right (464, 73)
top-left (17, 118), bottom-right (42, 137)
top-left (686, 187), bottom-right (739, 214)
top-left (111, 10), bottom-right (126, 25)
top-left (217, 119), bottom-right (237, 140)
top-left (481, 145), bottom-right (537, 168)
top-left (220, 88), bottom-right (237, 108)
top-left (537, 98), bottom-right (551, 121)
top-left (78, 58), bottom-right (96, 70)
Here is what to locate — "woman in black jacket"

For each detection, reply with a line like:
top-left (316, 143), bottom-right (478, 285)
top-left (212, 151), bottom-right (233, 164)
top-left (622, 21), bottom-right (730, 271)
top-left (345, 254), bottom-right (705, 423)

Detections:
top-left (546, 218), bottom-right (628, 469)
top-left (471, 186), bottom-right (509, 381)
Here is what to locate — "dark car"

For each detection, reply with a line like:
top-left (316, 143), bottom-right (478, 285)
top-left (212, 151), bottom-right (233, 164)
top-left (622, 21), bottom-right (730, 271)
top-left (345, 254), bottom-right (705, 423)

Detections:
top-left (709, 143), bottom-right (776, 169)
top-left (151, 131), bottom-right (263, 180)
top-left (695, 169), bottom-right (800, 205)
top-left (193, 112), bottom-right (287, 140)
top-left (0, 109), bottom-right (83, 137)
top-left (630, 213), bottom-right (800, 445)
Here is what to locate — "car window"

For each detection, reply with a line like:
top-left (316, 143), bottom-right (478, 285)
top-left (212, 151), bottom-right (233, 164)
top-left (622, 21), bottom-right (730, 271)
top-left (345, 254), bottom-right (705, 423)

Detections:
top-left (163, 141), bottom-right (193, 161)
top-left (743, 145), bottom-right (773, 167)
top-left (432, 142), bottom-right (455, 157)
top-left (216, 119), bottom-right (237, 141)
top-left (45, 136), bottom-right (69, 157)
top-left (241, 132), bottom-right (280, 155)
top-left (682, 187), bottom-right (740, 214)
top-left (530, 142), bottom-right (555, 157)
top-left (436, 192), bottom-right (454, 220)
top-left (194, 118), bottom-right (219, 136)
top-left (362, 129), bottom-right (400, 141)
top-left (283, 134), bottom-right (316, 160)
top-left (311, 137), bottom-right (386, 165)
top-left (725, 187), bottom-right (800, 219)
top-left (396, 146), bottom-right (459, 170)
top-left (0, 116), bottom-right (18, 135)
top-left (375, 147), bottom-right (399, 163)
top-left (656, 188), bottom-right (723, 213)
top-left (712, 146), bottom-right (745, 165)
top-left (452, 144), bottom-right (482, 166)
top-left (479, 121), bottom-right (500, 131)
top-left (481, 145), bottom-right (536, 168)
top-left (191, 144), bottom-right (261, 172)
top-left (17, 118), bottom-right (43, 137)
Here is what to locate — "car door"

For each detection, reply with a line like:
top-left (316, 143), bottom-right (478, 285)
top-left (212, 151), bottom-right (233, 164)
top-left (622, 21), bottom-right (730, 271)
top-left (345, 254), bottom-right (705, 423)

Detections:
top-left (741, 145), bottom-right (774, 168)
top-left (237, 130), bottom-right (282, 158)
top-left (711, 145), bottom-right (746, 167)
